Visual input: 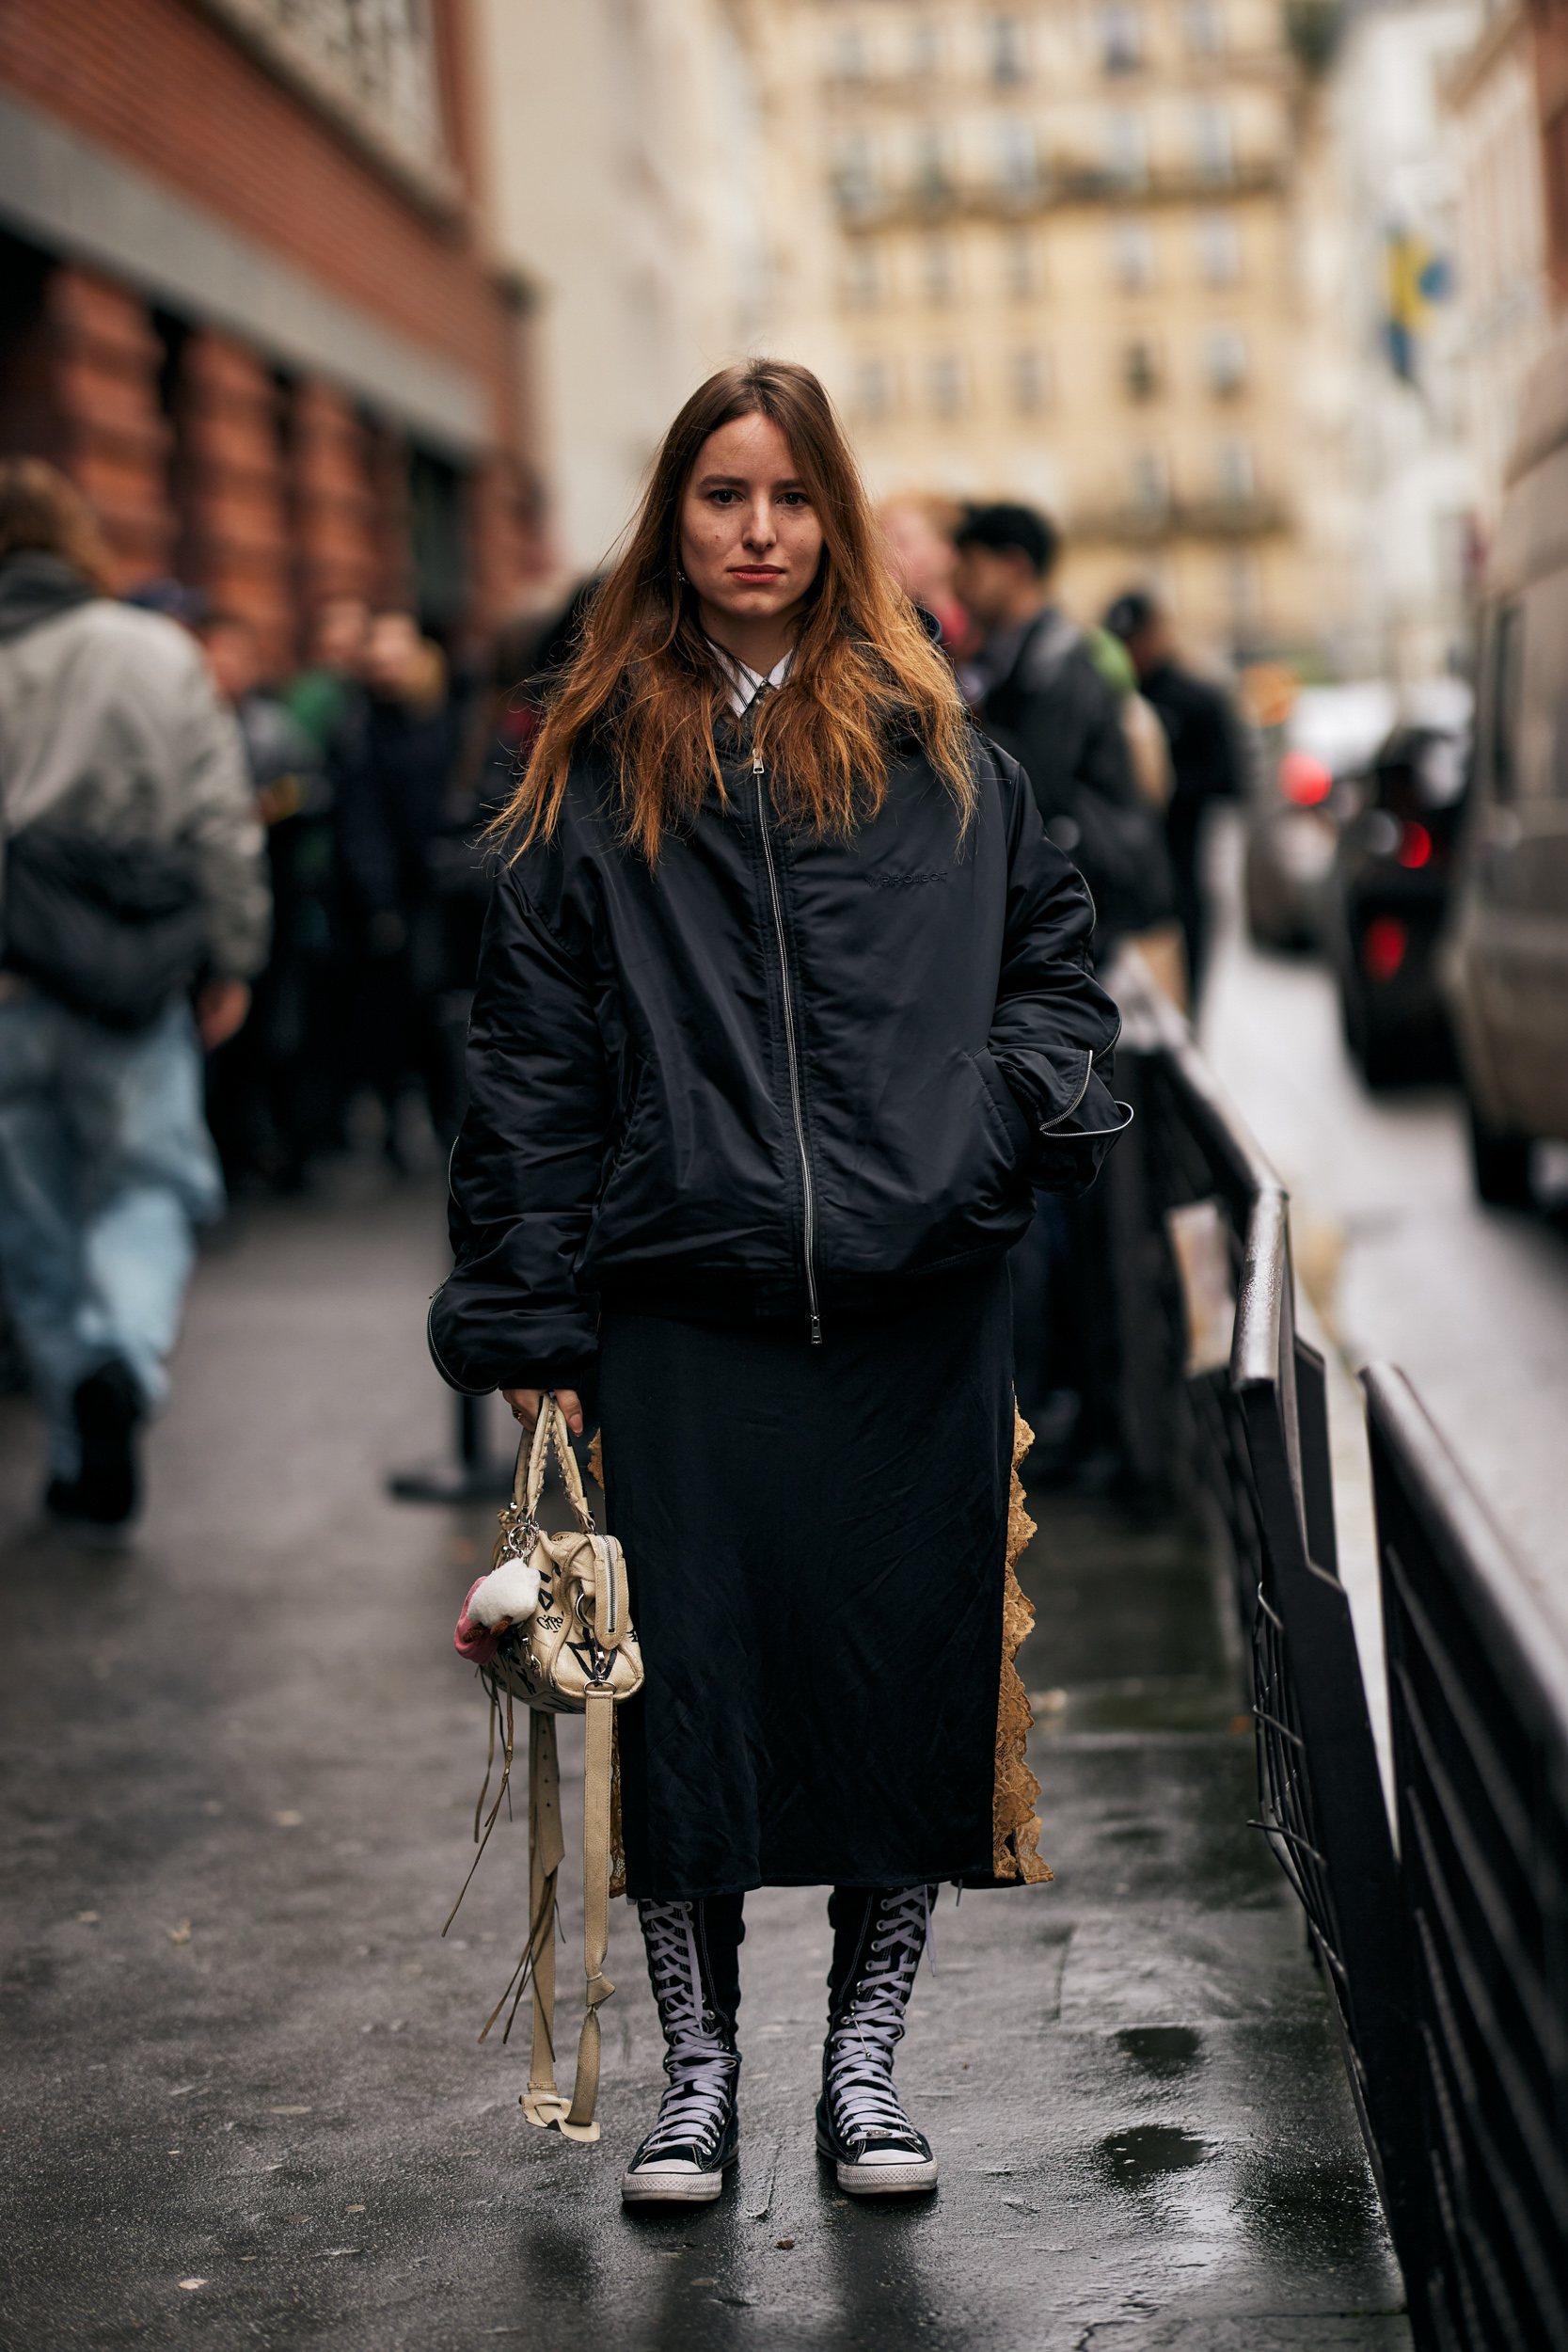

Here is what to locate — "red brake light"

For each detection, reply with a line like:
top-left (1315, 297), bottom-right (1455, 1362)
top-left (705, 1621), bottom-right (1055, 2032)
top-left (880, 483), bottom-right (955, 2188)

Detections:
top-left (1280, 752), bottom-right (1332, 806)
top-left (1362, 916), bottom-right (1407, 981)
top-left (1397, 821), bottom-right (1432, 869)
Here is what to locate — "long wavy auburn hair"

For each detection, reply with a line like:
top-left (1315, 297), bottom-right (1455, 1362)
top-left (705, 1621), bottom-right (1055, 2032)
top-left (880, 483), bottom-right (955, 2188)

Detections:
top-left (501, 359), bottom-right (974, 862)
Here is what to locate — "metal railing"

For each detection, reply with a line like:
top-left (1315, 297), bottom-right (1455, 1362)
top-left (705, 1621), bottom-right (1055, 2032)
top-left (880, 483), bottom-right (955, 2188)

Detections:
top-left (1110, 957), bottom-right (1568, 2349)
top-left (1363, 1366), bottom-right (1568, 2350)
top-left (1110, 963), bottom-right (1421, 2253)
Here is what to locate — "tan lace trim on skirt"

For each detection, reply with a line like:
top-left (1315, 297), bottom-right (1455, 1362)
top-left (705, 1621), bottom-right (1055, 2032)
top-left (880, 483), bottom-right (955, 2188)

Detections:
top-left (993, 1407), bottom-right (1052, 1883)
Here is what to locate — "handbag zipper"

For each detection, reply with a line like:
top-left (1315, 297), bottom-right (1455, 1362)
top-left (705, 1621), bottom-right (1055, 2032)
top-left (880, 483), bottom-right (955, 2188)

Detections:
top-left (753, 751), bottom-right (822, 1344)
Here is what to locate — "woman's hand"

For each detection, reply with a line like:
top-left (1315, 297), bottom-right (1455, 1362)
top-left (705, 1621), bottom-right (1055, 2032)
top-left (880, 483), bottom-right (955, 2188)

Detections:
top-left (501, 1387), bottom-right (584, 1437)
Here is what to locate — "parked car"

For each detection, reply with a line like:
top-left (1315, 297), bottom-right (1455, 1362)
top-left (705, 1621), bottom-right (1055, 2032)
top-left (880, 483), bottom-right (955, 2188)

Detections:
top-left (1442, 332), bottom-right (1568, 1203)
top-left (1325, 707), bottom-right (1470, 1088)
top-left (1244, 682), bottom-right (1395, 949)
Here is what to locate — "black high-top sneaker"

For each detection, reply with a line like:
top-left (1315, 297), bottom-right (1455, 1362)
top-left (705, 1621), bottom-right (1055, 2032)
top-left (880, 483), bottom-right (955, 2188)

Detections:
top-left (816, 1883), bottom-right (939, 2196)
top-left (621, 1897), bottom-right (741, 2205)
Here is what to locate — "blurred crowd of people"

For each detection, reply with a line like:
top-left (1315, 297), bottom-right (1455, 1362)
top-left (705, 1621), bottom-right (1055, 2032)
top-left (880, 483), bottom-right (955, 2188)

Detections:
top-left (118, 577), bottom-right (571, 1194)
top-left (879, 488), bottom-right (1247, 1488)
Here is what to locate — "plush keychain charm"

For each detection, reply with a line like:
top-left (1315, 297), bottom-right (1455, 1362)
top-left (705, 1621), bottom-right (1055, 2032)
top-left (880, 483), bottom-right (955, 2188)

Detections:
top-left (454, 1554), bottom-right (541, 1662)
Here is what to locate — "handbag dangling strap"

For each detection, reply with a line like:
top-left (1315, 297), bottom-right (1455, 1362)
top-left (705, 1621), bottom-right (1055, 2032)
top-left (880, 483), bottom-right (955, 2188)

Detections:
top-left (556, 1683), bottom-right (616, 2143)
top-left (519, 1709), bottom-right (570, 2130)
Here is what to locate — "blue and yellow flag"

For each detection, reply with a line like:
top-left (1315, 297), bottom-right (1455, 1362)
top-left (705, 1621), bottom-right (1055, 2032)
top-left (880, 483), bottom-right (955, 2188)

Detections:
top-left (1386, 232), bottom-right (1451, 382)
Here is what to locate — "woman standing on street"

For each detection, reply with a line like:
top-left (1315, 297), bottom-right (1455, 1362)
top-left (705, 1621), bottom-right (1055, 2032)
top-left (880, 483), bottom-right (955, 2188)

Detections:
top-left (430, 360), bottom-right (1125, 2205)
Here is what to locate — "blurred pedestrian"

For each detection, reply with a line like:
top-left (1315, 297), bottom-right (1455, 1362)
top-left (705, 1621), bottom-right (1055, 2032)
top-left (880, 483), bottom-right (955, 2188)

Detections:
top-left (878, 493), bottom-right (971, 651)
top-left (0, 459), bottom-right (269, 1534)
top-left (196, 612), bottom-right (335, 1188)
top-left (953, 505), bottom-right (1175, 959)
top-left (332, 610), bottom-right (463, 1160)
top-left (433, 360), bottom-right (1123, 2206)
top-left (1104, 589), bottom-right (1245, 1006)
top-left (955, 505), bottom-right (1175, 1489)
top-left (283, 595), bottom-right (369, 755)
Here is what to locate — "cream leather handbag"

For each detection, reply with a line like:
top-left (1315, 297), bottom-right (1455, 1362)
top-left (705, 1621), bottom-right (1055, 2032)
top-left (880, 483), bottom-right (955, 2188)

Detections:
top-left (446, 1396), bottom-right (643, 2144)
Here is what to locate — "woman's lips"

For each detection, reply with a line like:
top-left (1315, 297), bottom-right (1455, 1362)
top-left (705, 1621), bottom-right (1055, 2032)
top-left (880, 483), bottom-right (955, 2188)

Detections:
top-left (729, 567), bottom-right (784, 581)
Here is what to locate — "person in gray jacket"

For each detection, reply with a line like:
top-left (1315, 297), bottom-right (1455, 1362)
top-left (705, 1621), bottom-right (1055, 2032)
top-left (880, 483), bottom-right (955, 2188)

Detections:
top-left (0, 459), bottom-right (270, 1535)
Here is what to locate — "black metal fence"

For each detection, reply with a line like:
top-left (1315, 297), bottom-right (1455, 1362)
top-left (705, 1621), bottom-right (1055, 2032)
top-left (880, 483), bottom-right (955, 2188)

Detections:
top-left (1111, 957), bottom-right (1568, 2351)
top-left (1364, 1365), bottom-right (1568, 2350)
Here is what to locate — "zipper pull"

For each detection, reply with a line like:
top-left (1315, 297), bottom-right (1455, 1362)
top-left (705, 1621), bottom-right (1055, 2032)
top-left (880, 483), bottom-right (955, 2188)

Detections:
top-left (752, 752), bottom-right (765, 778)
top-left (810, 1312), bottom-right (822, 1346)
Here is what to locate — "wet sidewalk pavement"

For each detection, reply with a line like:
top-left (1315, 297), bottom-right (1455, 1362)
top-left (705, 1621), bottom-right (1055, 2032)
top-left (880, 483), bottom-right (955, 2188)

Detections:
top-left (0, 1179), bottom-right (1411, 2349)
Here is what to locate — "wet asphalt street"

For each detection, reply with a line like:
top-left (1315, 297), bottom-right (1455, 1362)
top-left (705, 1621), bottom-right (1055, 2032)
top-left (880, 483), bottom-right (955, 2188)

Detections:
top-left (0, 1151), bottom-right (1410, 2350)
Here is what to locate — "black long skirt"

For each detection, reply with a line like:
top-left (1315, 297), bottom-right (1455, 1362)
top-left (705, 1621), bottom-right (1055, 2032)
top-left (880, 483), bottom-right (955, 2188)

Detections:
top-left (598, 1263), bottom-right (1014, 1900)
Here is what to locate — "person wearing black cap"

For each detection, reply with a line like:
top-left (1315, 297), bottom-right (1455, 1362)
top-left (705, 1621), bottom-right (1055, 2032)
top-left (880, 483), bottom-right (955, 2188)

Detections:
top-left (953, 506), bottom-right (1172, 1492)
top-left (1103, 589), bottom-right (1244, 1005)
top-left (953, 505), bottom-right (1173, 963)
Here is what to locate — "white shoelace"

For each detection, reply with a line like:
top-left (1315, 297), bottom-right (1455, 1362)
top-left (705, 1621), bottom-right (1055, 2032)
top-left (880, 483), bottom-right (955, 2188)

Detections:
top-left (826, 1886), bottom-right (931, 2150)
top-left (636, 1901), bottom-right (736, 2163)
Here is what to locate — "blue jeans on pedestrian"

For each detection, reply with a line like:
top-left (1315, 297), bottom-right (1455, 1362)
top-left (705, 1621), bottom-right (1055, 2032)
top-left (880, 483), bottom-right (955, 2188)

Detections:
top-left (0, 991), bottom-right (223, 1477)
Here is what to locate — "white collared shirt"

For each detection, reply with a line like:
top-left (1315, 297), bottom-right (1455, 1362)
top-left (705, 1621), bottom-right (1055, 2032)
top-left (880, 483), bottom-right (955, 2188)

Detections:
top-left (710, 643), bottom-right (796, 717)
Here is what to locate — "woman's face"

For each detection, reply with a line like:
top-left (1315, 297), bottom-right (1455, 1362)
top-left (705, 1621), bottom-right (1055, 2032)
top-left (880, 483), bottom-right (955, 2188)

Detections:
top-left (678, 414), bottom-right (825, 645)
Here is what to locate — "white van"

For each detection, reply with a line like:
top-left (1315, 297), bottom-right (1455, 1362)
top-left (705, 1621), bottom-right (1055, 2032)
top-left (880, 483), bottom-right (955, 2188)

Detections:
top-left (1442, 333), bottom-right (1568, 1203)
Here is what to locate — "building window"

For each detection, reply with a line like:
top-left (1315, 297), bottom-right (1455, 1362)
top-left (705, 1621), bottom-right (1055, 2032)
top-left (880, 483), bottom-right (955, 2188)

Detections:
top-left (908, 18), bottom-right (941, 76)
top-left (833, 27), bottom-right (871, 82)
top-left (929, 353), bottom-right (966, 418)
top-left (989, 16), bottom-right (1027, 85)
top-left (1132, 450), bottom-right (1169, 512)
top-left (833, 135), bottom-right (879, 215)
top-left (1191, 103), bottom-right (1233, 182)
top-left (1226, 548), bottom-right (1261, 633)
top-left (1114, 219), bottom-right (1157, 289)
top-left (1197, 212), bottom-right (1241, 284)
top-left (199, 0), bottom-right (447, 189)
top-left (844, 244), bottom-right (884, 310)
top-left (1002, 228), bottom-right (1037, 298)
top-left (991, 117), bottom-right (1037, 193)
top-left (1216, 439), bottom-right (1255, 501)
top-left (855, 356), bottom-right (895, 422)
top-left (1010, 348), bottom-right (1051, 413)
top-left (1123, 338), bottom-right (1161, 401)
top-left (1183, 0), bottom-right (1225, 56)
top-left (923, 236), bottom-right (958, 304)
top-left (1097, 5), bottom-right (1144, 73)
top-left (912, 126), bottom-right (952, 202)
top-left (1206, 327), bottom-right (1247, 395)
top-left (1104, 112), bottom-right (1148, 184)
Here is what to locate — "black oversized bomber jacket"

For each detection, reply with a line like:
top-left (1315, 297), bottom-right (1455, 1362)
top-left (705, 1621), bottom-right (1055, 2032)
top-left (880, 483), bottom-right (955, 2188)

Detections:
top-left (429, 726), bottom-right (1127, 1397)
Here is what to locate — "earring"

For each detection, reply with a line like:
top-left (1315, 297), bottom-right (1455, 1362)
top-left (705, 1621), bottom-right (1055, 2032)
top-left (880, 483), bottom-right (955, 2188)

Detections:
top-left (676, 564), bottom-right (689, 586)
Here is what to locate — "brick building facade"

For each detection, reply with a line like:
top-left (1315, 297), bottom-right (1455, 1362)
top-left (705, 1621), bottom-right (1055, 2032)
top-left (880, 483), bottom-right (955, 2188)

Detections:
top-left (0, 0), bottom-right (544, 674)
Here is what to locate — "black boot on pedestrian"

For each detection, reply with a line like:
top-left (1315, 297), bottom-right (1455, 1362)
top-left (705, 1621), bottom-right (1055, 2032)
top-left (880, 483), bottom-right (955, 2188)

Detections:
top-left (46, 1359), bottom-right (144, 1538)
top-left (816, 1883), bottom-right (939, 2197)
top-left (621, 1895), bottom-right (743, 2206)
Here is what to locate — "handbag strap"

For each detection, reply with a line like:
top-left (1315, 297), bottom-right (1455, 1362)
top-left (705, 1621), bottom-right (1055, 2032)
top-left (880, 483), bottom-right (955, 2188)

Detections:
top-left (515, 1394), bottom-right (595, 1534)
top-left (519, 1691), bottom-right (616, 2146)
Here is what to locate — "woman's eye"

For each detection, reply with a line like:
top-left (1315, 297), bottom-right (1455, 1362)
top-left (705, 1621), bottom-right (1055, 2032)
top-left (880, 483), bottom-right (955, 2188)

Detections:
top-left (708, 488), bottom-right (740, 505)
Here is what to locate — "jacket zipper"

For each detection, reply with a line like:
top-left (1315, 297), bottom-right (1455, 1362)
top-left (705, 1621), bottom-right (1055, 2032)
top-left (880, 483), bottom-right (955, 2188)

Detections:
top-left (1037, 1047), bottom-right (1094, 1132)
top-left (753, 752), bottom-right (821, 1344)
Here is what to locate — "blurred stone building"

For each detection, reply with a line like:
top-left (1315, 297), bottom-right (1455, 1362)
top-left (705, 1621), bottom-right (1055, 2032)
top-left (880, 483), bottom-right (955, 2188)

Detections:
top-left (741, 0), bottom-right (1352, 662)
top-left (471, 0), bottom-right (768, 578)
top-left (1319, 0), bottom-right (1482, 681)
top-left (0, 0), bottom-right (545, 673)
top-left (1448, 0), bottom-right (1550, 532)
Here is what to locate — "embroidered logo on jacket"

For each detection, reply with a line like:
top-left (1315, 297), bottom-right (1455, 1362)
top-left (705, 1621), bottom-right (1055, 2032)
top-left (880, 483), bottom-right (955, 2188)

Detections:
top-left (865, 869), bottom-right (950, 888)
